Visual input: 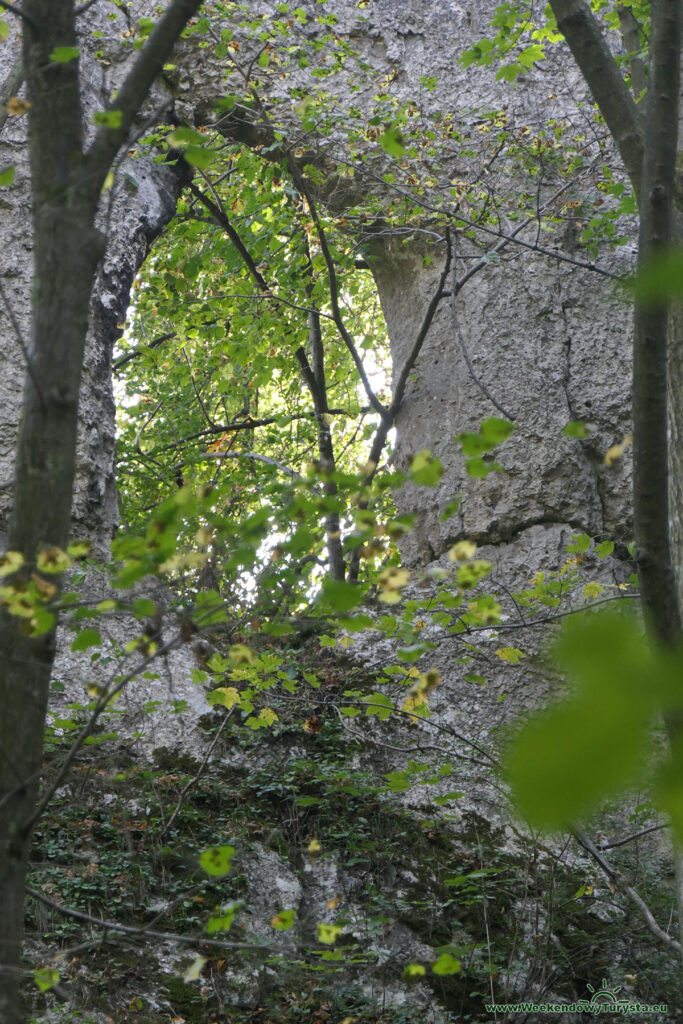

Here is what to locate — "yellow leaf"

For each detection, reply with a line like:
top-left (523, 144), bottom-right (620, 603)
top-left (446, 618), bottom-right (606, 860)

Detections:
top-left (258, 708), bottom-right (278, 725)
top-left (182, 956), bottom-right (207, 982)
top-left (229, 643), bottom-right (255, 665)
top-left (208, 686), bottom-right (241, 709)
top-left (307, 838), bottom-right (322, 855)
top-left (377, 590), bottom-right (402, 604)
top-left (0, 551), bottom-right (24, 577)
top-left (7, 96), bottom-right (31, 116)
top-left (317, 923), bottom-right (342, 944)
top-left (583, 581), bottom-right (604, 598)
top-left (326, 895), bottom-right (341, 910)
top-left (338, 635), bottom-right (353, 648)
top-left (36, 546), bottom-right (72, 574)
top-left (378, 566), bottom-right (411, 590)
top-left (31, 574), bottom-right (57, 600)
top-left (448, 540), bottom-right (477, 562)
top-left (495, 647), bottom-right (525, 663)
top-left (401, 694), bottom-right (430, 721)
top-left (604, 434), bottom-right (632, 467)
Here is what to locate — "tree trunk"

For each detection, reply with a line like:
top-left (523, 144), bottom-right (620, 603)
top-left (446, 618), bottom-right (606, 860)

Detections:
top-left (0, 2), bottom-right (202, 1015)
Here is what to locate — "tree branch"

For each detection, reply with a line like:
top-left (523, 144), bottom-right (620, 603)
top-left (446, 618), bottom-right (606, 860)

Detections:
top-left (25, 887), bottom-right (272, 951)
top-left (573, 828), bottom-right (682, 954)
top-left (0, 0), bottom-right (38, 31)
top-left (549, 0), bottom-right (644, 194)
top-left (389, 234), bottom-right (452, 416)
top-left (0, 57), bottom-right (24, 136)
top-left (86, 0), bottom-right (204, 188)
top-left (285, 161), bottom-right (389, 421)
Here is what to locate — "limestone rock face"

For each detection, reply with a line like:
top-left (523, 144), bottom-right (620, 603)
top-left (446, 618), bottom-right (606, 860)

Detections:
top-left (1, 0), bottom-right (634, 560)
top-left (373, 241), bottom-right (633, 566)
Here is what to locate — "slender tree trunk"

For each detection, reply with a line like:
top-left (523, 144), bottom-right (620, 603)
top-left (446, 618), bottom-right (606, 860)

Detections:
top-left (630, 0), bottom-right (682, 955)
top-left (0, 3), bottom-right (203, 1017)
top-left (550, 0), bottom-right (683, 958)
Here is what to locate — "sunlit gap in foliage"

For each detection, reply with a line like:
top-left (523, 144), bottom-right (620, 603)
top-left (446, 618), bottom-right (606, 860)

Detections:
top-left (113, 210), bottom-right (393, 614)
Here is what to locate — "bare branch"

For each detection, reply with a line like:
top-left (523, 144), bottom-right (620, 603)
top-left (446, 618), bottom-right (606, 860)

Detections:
top-left (573, 828), bottom-right (682, 953)
top-left (449, 235), bottom-right (516, 421)
top-left (0, 0), bottom-right (38, 31)
top-left (0, 276), bottom-right (45, 407)
top-left (86, 0), bottom-right (205, 187)
top-left (549, 0), bottom-right (644, 194)
top-left (25, 887), bottom-right (272, 951)
top-left (0, 57), bottom-right (24, 136)
top-left (390, 234), bottom-right (452, 416)
top-left (159, 708), bottom-right (234, 840)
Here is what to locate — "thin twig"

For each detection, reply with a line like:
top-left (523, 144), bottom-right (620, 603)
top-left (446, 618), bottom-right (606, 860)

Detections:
top-left (25, 887), bottom-right (272, 951)
top-left (0, 276), bottom-right (45, 407)
top-left (0, 57), bottom-right (24, 136)
top-left (0, 0), bottom-right (38, 31)
top-left (29, 606), bottom-right (226, 831)
top-left (597, 822), bottom-right (668, 851)
top-left (177, 450), bottom-right (301, 479)
top-left (159, 708), bottom-right (234, 839)
top-left (573, 828), bottom-right (681, 953)
top-left (74, 0), bottom-right (102, 15)
top-left (450, 233), bottom-right (516, 421)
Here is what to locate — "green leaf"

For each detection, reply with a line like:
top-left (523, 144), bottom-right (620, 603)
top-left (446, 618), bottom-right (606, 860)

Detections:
top-left (385, 770), bottom-right (411, 792)
top-left (132, 598), bottom-right (157, 618)
top-left (518, 42), bottom-right (546, 67)
top-left (596, 540), bottom-right (615, 558)
top-left (567, 533), bottom-right (591, 554)
top-left (0, 18), bottom-right (9, 41)
top-left (379, 125), bottom-right (405, 159)
top-left (93, 109), bottom-right (123, 128)
top-left (198, 845), bottom-right (235, 877)
top-left (479, 417), bottom-right (514, 444)
top-left (563, 420), bottom-right (590, 439)
top-left (33, 968), bottom-right (60, 993)
top-left (361, 692), bottom-right (393, 720)
top-left (339, 613), bottom-right (376, 631)
top-left (496, 62), bottom-right (523, 82)
top-left (465, 457), bottom-right (502, 477)
top-left (456, 559), bottom-right (492, 589)
top-left (410, 450), bottom-right (443, 486)
top-left (432, 953), bottom-right (461, 975)
top-left (49, 46), bottom-right (80, 63)
top-left (505, 611), bottom-right (655, 829)
top-left (0, 166), bottom-right (15, 187)
top-left (70, 628), bottom-right (101, 652)
top-left (182, 145), bottom-right (217, 170)
top-left (167, 126), bottom-right (206, 147)
top-left (321, 577), bottom-right (364, 612)
top-left (271, 908), bottom-right (297, 930)
top-left (458, 432), bottom-right (490, 456)
top-left (440, 498), bottom-right (460, 521)
top-left (207, 905), bottom-right (238, 933)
